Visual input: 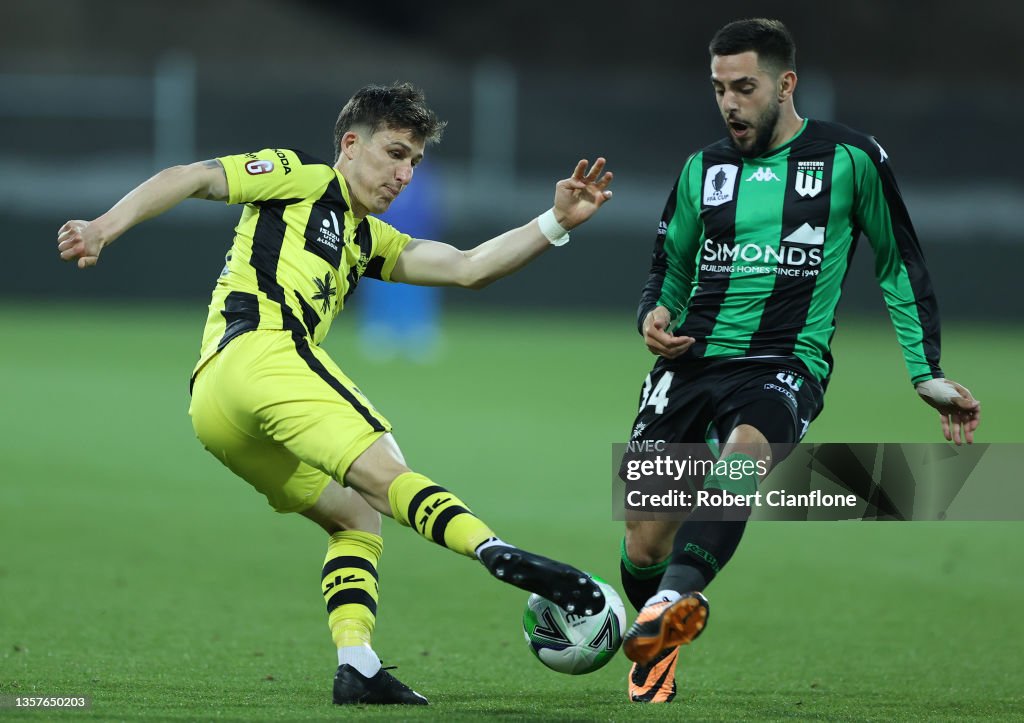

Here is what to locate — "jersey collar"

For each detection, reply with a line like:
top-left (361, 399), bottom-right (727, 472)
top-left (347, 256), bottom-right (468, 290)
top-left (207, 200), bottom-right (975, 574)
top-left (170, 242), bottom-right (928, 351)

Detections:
top-left (756, 118), bottom-right (809, 159)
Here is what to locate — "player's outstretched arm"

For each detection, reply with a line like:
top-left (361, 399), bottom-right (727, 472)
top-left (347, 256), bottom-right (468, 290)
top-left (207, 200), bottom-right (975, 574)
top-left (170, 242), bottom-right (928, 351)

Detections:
top-left (391, 158), bottom-right (613, 288)
top-left (916, 378), bottom-right (981, 445)
top-left (57, 160), bottom-right (228, 269)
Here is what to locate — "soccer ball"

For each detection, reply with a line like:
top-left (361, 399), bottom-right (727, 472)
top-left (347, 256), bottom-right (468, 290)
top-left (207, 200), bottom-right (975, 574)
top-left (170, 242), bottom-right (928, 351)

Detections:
top-left (522, 575), bottom-right (626, 675)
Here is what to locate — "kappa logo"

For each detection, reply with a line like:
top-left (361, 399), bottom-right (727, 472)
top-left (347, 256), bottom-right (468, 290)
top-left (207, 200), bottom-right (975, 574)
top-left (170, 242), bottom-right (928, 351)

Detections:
top-left (745, 166), bottom-right (781, 182)
top-left (872, 137), bottom-right (889, 164)
top-left (795, 161), bottom-right (824, 197)
top-left (245, 159), bottom-right (274, 175)
top-left (703, 164), bottom-right (738, 206)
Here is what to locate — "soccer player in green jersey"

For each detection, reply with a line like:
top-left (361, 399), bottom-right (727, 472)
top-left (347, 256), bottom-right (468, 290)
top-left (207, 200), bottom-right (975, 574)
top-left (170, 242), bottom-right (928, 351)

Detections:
top-left (618, 19), bottom-right (982, 703)
top-left (57, 82), bottom-right (613, 706)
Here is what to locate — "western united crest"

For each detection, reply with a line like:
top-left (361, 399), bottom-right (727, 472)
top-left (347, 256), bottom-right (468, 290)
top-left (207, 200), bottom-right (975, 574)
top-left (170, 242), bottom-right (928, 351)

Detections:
top-left (795, 161), bottom-right (824, 198)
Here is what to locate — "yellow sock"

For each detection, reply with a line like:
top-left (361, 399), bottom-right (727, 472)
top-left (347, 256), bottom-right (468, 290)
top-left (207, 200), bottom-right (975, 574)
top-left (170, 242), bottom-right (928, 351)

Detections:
top-left (322, 530), bottom-right (382, 648)
top-left (387, 472), bottom-right (495, 557)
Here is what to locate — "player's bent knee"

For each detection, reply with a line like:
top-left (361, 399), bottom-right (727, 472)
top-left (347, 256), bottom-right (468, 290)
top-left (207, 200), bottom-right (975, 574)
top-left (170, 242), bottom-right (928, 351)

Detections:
top-left (624, 521), bottom-right (676, 567)
top-left (343, 433), bottom-right (412, 516)
top-left (303, 480), bottom-right (383, 535)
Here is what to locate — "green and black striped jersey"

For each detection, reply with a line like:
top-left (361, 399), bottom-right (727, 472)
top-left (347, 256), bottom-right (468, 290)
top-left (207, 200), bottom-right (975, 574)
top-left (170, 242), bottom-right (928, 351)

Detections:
top-left (638, 119), bottom-right (943, 385)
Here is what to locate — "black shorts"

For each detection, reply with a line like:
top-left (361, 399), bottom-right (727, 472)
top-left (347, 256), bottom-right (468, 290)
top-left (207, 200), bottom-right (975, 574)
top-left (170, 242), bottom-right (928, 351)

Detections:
top-left (626, 356), bottom-right (825, 451)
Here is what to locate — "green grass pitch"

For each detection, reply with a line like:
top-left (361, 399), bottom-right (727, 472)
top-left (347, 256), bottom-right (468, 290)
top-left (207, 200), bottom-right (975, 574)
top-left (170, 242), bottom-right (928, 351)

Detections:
top-left (1, 303), bottom-right (1022, 720)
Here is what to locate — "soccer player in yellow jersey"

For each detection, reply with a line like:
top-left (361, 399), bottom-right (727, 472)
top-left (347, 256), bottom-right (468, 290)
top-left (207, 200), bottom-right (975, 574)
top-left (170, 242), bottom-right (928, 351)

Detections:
top-left (57, 82), bottom-right (614, 706)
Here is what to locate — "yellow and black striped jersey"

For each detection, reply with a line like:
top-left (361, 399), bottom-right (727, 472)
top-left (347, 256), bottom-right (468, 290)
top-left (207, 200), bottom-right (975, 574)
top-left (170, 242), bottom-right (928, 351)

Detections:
top-left (192, 148), bottom-right (411, 381)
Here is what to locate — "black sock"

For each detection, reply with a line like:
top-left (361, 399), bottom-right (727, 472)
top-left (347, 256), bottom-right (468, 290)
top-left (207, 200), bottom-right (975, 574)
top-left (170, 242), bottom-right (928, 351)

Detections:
top-left (619, 538), bottom-right (670, 612)
top-left (659, 508), bottom-right (748, 593)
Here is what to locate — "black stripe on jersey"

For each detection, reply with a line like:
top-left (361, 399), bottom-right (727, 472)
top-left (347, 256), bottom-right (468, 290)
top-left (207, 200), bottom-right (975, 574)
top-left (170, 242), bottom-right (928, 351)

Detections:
top-left (294, 292), bottom-right (322, 338)
top-left (407, 485), bottom-right (447, 531)
top-left (251, 199), bottom-right (306, 337)
top-left (343, 221), bottom-right (375, 302)
top-left (363, 256), bottom-right (386, 280)
top-left (430, 505), bottom-right (470, 546)
top-left (302, 176), bottom-right (348, 267)
top-left (291, 149), bottom-right (332, 167)
top-left (322, 555), bottom-right (379, 581)
top-left (218, 291), bottom-right (261, 351)
top-left (637, 180), bottom-right (679, 333)
top-left (870, 148), bottom-right (942, 375)
top-left (325, 588), bottom-right (377, 615)
top-left (749, 152), bottom-right (834, 353)
top-left (292, 334), bottom-right (385, 432)
top-left (685, 149), bottom-right (741, 355)
top-left (249, 199), bottom-right (384, 431)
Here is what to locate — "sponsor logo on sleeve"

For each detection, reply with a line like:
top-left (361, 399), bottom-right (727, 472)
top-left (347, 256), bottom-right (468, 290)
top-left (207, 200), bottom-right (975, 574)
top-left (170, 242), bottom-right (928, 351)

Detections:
top-left (245, 159), bottom-right (274, 175)
top-left (273, 149), bottom-right (292, 175)
top-left (703, 164), bottom-right (738, 206)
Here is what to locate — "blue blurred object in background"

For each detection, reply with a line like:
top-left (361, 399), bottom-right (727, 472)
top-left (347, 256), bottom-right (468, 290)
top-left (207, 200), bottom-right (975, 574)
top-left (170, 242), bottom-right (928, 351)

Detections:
top-left (358, 160), bottom-right (444, 362)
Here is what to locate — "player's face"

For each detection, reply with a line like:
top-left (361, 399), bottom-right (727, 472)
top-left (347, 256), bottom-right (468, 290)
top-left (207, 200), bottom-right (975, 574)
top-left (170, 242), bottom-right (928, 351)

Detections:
top-left (711, 51), bottom-right (782, 158)
top-left (344, 126), bottom-right (424, 216)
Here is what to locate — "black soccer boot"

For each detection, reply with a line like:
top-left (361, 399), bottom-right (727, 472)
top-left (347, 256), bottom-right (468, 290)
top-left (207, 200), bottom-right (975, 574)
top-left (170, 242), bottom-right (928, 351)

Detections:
top-left (332, 664), bottom-right (428, 705)
top-left (478, 545), bottom-right (607, 616)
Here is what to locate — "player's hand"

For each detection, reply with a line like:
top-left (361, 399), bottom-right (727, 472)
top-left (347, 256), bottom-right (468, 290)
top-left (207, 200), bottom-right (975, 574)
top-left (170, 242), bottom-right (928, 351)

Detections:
top-left (57, 220), bottom-right (107, 269)
top-left (915, 378), bottom-right (981, 446)
top-left (551, 158), bottom-right (613, 230)
top-left (643, 306), bottom-right (695, 359)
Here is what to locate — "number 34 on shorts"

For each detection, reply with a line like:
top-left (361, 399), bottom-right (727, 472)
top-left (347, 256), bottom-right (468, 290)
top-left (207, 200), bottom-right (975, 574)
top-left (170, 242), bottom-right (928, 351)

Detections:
top-left (639, 371), bottom-right (674, 414)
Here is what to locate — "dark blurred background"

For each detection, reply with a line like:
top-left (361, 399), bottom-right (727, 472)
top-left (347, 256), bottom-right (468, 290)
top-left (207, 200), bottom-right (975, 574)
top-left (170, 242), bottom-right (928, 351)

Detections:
top-left (2, 0), bottom-right (1021, 319)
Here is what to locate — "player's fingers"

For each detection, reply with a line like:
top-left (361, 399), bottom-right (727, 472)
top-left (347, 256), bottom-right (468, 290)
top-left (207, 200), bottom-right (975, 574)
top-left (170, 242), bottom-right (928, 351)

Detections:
top-left (940, 414), bottom-right (952, 442)
top-left (951, 414), bottom-right (963, 446)
top-left (964, 419), bottom-right (976, 445)
top-left (584, 158), bottom-right (606, 183)
top-left (646, 329), bottom-right (678, 347)
top-left (595, 171), bottom-right (614, 190)
top-left (645, 341), bottom-right (667, 356)
top-left (59, 241), bottom-right (84, 259)
top-left (645, 336), bottom-right (678, 356)
top-left (571, 159), bottom-right (588, 180)
top-left (78, 256), bottom-right (97, 269)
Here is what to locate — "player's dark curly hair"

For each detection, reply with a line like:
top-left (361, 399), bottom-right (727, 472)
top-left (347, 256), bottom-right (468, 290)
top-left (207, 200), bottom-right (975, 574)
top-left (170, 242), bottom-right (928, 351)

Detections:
top-left (333, 81), bottom-right (446, 159)
top-left (709, 18), bottom-right (797, 74)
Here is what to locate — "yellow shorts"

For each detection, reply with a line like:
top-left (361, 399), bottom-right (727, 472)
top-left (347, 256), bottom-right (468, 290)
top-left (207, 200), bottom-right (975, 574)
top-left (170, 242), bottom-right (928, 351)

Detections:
top-left (188, 329), bottom-right (391, 513)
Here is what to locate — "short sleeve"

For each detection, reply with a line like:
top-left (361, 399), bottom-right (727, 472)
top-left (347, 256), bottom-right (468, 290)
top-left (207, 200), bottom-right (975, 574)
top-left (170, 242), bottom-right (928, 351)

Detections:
top-left (218, 148), bottom-right (331, 205)
top-left (363, 216), bottom-right (413, 281)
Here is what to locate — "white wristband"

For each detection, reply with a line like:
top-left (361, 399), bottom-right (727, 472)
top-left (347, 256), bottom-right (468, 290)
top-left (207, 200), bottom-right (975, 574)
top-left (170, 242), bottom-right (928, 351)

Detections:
top-left (537, 208), bottom-right (570, 246)
top-left (916, 378), bottom-right (962, 405)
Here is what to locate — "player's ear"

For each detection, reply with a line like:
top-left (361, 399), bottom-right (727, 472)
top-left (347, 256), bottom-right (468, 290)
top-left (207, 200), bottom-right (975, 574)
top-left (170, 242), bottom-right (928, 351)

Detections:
top-left (340, 131), bottom-right (361, 160)
top-left (778, 70), bottom-right (797, 102)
